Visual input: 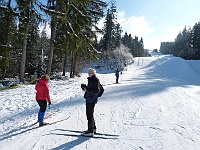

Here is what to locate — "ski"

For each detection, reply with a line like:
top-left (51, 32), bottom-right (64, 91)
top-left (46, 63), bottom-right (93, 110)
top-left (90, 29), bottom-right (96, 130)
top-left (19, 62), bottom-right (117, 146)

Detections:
top-left (79, 134), bottom-right (118, 139)
top-left (27, 116), bottom-right (70, 131)
top-left (44, 108), bottom-right (60, 119)
top-left (44, 112), bottom-right (55, 119)
top-left (28, 109), bottom-right (60, 126)
top-left (52, 132), bottom-right (118, 139)
top-left (47, 116), bottom-right (70, 125)
top-left (62, 129), bottom-right (119, 137)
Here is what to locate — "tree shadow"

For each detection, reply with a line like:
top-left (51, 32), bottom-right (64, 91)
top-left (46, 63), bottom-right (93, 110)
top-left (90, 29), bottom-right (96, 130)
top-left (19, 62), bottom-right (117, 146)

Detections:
top-left (0, 124), bottom-right (39, 141)
top-left (50, 133), bottom-right (89, 150)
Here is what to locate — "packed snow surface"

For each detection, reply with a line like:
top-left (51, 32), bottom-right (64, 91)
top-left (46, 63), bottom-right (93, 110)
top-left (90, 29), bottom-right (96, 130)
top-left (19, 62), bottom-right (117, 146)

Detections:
top-left (1, 55), bottom-right (200, 150)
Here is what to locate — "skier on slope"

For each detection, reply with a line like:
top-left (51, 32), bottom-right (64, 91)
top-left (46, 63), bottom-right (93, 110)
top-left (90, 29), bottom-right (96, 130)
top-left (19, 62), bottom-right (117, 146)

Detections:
top-left (35, 74), bottom-right (51, 126)
top-left (115, 68), bottom-right (120, 83)
top-left (81, 68), bottom-right (99, 136)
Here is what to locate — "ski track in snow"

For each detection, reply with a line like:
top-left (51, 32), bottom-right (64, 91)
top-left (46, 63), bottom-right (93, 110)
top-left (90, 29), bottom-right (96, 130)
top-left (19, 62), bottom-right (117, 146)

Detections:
top-left (1, 55), bottom-right (200, 149)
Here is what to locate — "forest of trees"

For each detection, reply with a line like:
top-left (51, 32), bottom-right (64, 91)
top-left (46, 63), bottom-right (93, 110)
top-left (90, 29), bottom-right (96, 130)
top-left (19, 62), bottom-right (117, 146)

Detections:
top-left (160, 21), bottom-right (200, 60)
top-left (0, 0), bottom-right (149, 82)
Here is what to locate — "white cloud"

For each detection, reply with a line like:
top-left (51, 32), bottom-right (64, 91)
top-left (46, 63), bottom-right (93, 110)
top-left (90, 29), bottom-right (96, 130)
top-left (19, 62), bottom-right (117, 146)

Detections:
top-left (144, 26), bottom-right (183, 50)
top-left (161, 27), bottom-right (182, 42)
top-left (116, 11), bottom-right (192, 50)
top-left (116, 11), bottom-right (126, 23)
top-left (117, 12), bottom-right (154, 38)
top-left (97, 11), bottom-right (156, 48)
top-left (117, 11), bottom-right (158, 50)
top-left (97, 11), bottom-right (154, 42)
top-left (144, 38), bottom-right (161, 50)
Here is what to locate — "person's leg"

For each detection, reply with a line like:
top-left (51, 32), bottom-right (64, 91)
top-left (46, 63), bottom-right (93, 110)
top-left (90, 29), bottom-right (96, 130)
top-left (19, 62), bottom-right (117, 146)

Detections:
top-left (86, 102), bottom-right (95, 132)
top-left (37, 100), bottom-right (47, 124)
top-left (116, 76), bottom-right (119, 83)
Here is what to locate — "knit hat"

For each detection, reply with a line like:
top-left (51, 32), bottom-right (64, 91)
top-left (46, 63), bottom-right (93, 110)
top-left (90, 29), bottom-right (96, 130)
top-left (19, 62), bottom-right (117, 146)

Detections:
top-left (41, 74), bottom-right (50, 81)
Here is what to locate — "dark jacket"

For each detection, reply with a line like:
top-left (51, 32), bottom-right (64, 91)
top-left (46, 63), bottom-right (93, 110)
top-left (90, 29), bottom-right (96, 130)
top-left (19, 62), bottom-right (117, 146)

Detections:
top-left (84, 74), bottom-right (99, 103)
top-left (115, 69), bottom-right (119, 77)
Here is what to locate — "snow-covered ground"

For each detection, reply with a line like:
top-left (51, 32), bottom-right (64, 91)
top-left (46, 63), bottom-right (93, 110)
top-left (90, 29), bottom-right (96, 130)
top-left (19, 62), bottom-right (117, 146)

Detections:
top-left (1, 55), bottom-right (200, 150)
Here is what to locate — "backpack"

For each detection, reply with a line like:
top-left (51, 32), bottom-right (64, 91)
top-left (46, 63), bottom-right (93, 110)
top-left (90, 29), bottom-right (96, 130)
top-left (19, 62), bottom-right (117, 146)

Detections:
top-left (98, 81), bottom-right (104, 97)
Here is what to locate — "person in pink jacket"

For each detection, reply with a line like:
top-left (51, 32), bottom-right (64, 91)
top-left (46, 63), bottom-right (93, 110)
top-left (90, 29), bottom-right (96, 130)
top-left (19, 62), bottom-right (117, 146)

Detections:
top-left (35, 74), bottom-right (51, 126)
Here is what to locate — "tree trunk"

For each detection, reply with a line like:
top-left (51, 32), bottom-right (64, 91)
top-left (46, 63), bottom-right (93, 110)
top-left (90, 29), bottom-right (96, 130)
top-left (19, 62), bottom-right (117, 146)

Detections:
top-left (19, 38), bottom-right (28, 83)
top-left (62, 52), bottom-right (67, 76)
top-left (73, 52), bottom-right (77, 76)
top-left (70, 50), bottom-right (74, 78)
top-left (47, 18), bottom-right (56, 75)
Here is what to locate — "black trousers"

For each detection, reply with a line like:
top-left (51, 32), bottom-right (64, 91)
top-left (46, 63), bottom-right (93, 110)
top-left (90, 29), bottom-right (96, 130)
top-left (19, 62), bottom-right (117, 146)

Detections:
top-left (37, 100), bottom-right (47, 112)
top-left (86, 102), bottom-right (96, 131)
top-left (116, 76), bottom-right (119, 83)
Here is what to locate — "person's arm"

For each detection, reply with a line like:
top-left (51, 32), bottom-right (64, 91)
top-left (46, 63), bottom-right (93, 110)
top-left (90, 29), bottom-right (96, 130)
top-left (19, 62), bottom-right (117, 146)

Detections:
top-left (44, 83), bottom-right (51, 102)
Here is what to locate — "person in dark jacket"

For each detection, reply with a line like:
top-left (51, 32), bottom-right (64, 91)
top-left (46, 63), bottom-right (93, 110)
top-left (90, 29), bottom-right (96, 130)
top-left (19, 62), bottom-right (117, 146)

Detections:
top-left (35, 74), bottom-right (51, 126)
top-left (115, 68), bottom-right (120, 83)
top-left (81, 68), bottom-right (99, 136)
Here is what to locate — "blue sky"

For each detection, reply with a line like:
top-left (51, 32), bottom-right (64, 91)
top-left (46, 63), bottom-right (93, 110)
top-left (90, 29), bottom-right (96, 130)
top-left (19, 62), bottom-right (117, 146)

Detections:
top-left (102, 0), bottom-right (200, 50)
top-left (10, 0), bottom-right (200, 50)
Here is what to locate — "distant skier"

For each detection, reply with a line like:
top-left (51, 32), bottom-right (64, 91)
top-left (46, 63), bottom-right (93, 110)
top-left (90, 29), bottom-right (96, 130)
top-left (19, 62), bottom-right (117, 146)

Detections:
top-left (81, 68), bottom-right (99, 136)
top-left (115, 68), bottom-right (120, 83)
top-left (35, 74), bottom-right (51, 126)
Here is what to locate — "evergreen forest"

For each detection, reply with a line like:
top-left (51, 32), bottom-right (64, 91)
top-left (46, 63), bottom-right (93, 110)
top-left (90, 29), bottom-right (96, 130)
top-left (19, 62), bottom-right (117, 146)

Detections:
top-left (160, 22), bottom-right (200, 60)
top-left (0, 0), bottom-right (149, 82)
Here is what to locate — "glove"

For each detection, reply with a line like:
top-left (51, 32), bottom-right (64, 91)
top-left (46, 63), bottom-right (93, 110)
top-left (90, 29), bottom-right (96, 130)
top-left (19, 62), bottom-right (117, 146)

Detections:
top-left (48, 102), bottom-right (51, 105)
top-left (81, 84), bottom-right (86, 90)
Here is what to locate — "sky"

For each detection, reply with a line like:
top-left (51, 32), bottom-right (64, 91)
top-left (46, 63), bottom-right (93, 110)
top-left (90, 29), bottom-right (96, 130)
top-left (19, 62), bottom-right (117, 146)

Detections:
top-left (10, 0), bottom-right (200, 50)
top-left (1, 54), bottom-right (200, 149)
top-left (101, 0), bottom-right (200, 50)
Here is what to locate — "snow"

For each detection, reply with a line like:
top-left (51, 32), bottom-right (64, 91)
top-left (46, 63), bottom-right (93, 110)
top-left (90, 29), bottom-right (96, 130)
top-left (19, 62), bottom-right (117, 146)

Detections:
top-left (1, 55), bottom-right (200, 150)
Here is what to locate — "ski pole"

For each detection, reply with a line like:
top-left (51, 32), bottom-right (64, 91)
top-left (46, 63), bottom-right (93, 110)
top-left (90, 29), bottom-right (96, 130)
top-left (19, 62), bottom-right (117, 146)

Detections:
top-left (121, 72), bottom-right (122, 82)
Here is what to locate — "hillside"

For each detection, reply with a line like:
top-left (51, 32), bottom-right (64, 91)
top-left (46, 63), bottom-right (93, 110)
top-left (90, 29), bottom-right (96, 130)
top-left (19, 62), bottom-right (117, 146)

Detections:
top-left (1, 55), bottom-right (200, 150)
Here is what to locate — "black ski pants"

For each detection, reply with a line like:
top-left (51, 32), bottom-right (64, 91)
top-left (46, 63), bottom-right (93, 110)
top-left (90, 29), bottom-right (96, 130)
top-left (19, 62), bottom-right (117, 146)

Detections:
top-left (86, 102), bottom-right (96, 131)
top-left (116, 76), bottom-right (119, 83)
top-left (37, 100), bottom-right (47, 112)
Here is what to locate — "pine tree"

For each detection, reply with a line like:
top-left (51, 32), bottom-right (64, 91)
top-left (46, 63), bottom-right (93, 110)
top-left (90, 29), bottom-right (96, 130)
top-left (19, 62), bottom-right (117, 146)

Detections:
top-left (38, 29), bottom-right (50, 75)
top-left (160, 22), bottom-right (200, 60)
top-left (0, 0), bottom-right (107, 79)
top-left (102, 1), bottom-right (118, 57)
top-left (46, 0), bottom-right (57, 75)
top-left (48, 0), bottom-right (106, 77)
top-left (121, 32), bottom-right (129, 47)
top-left (121, 33), bottom-right (147, 57)
top-left (191, 22), bottom-right (200, 59)
top-left (114, 23), bottom-right (123, 47)
top-left (16, 0), bottom-right (35, 82)
top-left (160, 42), bottom-right (174, 55)
top-left (0, 0), bottom-right (17, 79)
top-left (26, 12), bottom-right (41, 76)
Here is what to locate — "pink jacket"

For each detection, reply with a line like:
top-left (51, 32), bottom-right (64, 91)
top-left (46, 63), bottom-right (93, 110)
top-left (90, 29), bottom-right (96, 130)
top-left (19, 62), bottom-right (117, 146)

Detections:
top-left (35, 78), bottom-right (51, 102)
